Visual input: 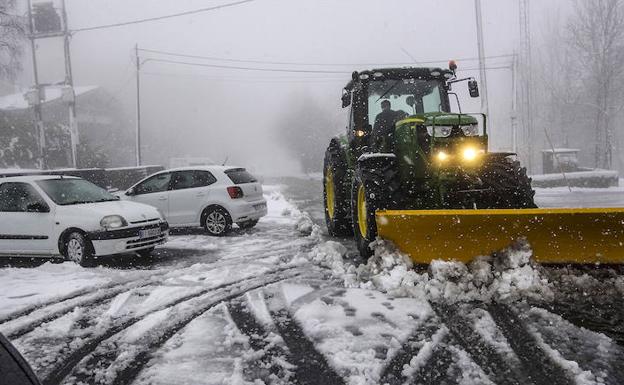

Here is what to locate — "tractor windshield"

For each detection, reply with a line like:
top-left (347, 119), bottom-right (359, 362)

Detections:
top-left (367, 79), bottom-right (445, 125)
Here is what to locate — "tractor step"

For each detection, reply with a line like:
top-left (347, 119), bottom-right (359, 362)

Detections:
top-left (376, 208), bottom-right (624, 264)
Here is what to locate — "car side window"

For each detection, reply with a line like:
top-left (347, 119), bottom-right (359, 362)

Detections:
top-left (193, 171), bottom-right (217, 187)
top-left (135, 173), bottom-right (172, 195)
top-left (0, 182), bottom-right (48, 212)
top-left (171, 171), bottom-right (196, 190)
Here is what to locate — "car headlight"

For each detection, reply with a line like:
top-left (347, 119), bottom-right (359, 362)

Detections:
top-left (100, 215), bottom-right (128, 230)
top-left (427, 125), bottom-right (453, 138)
top-left (460, 125), bottom-right (480, 137)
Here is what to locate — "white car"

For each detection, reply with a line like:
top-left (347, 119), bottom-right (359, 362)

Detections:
top-left (0, 175), bottom-right (169, 266)
top-left (121, 166), bottom-right (267, 236)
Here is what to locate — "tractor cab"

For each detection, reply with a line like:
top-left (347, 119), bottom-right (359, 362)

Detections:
top-left (341, 65), bottom-right (486, 164)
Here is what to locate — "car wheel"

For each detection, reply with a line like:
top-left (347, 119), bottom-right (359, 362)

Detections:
top-left (64, 232), bottom-right (93, 267)
top-left (237, 219), bottom-right (258, 229)
top-left (203, 207), bottom-right (232, 236)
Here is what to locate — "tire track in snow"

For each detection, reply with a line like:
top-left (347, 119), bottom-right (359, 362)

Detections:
top-left (523, 305), bottom-right (624, 385)
top-left (432, 303), bottom-right (529, 385)
top-left (2, 239), bottom-right (309, 341)
top-left (378, 315), bottom-right (441, 385)
top-left (486, 304), bottom-right (575, 385)
top-left (226, 298), bottom-right (293, 383)
top-left (2, 280), bottom-right (157, 340)
top-left (90, 269), bottom-right (314, 385)
top-left (264, 291), bottom-right (346, 385)
top-left (535, 301), bottom-right (624, 347)
top-left (39, 265), bottom-right (309, 385)
top-left (408, 339), bottom-right (456, 385)
top-left (0, 275), bottom-right (159, 325)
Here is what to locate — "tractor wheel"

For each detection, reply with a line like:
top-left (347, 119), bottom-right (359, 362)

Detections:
top-left (351, 172), bottom-right (379, 261)
top-left (323, 145), bottom-right (353, 236)
top-left (480, 157), bottom-right (537, 208)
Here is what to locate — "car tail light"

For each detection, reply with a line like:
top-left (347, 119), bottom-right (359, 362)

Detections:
top-left (227, 186), bottom-right (244, 199)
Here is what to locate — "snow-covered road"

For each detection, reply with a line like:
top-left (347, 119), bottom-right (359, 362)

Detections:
top-left (1, 179), bottom-right (624, 385)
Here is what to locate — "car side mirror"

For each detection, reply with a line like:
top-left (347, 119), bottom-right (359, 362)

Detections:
top-left (341, 90), bottom-right (351, 108)
top-left (125, 187), bottom-right (136, 196)
top-left (26, 202), bottom-right (49, 213)
top-left (468, 80), bottom-right (480, 98)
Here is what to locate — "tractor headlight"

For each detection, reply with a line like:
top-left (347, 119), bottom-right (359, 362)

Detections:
top-left (427, 126), bottom-right (453, 138)
top-left (436, 151), bottom-right (449, 162)
top-left (460, 125), bottom-right (480, 137)
top-left (461, 147), bottom-right (482, 162)
top-left (100, 215), bottom-right (128, 230)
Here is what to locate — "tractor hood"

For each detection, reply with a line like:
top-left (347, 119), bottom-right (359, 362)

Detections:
top-left (397, 112), bottom-right (479, 126)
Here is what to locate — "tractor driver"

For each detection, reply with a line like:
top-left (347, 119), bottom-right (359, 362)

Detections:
top-left (371, 100), bottom-right (407, 152)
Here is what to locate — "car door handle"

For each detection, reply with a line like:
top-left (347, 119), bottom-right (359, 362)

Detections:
top-left (158, 196), bottom-right (167, 201)
top-left (196, 192), bottom-right (206, 197)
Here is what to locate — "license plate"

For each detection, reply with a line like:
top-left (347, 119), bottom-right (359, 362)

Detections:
top-left (254, 203), bottom-right (266, 210)
top-left (139, 228), bottom-right (161, 239)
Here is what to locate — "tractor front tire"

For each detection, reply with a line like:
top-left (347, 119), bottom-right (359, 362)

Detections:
top-left (480, 157), bottom-right (537, 209)
top-left (324, 145), bottom-right (353, 237)
top-left (351, 173), bottom-right (379, 262)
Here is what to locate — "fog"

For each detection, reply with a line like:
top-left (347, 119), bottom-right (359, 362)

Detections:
top-left (22, 0), bottom-right (572, 175)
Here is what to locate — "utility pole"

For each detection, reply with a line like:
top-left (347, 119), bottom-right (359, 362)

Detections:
top-left (474, 0), bottom-right (489, 117)
top-left (135, 43), bottom-right (141, 166)
top-left (519, 0), bottom-right (534, 172)
top-left (26, 0), bottom-right (79, 169)
top-left (26, 0), bottom-right (45, 169)
top-left (61, 0), bottom-right (78, 168)
top-left (511, 53), bottom-right (518, 153)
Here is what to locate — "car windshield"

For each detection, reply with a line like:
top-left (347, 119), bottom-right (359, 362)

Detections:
top-left (36, 178), bottom-right (118, 205)
top-left (367, 79), bottom-right (444, 124)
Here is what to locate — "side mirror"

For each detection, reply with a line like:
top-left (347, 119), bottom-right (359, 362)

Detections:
top-left (125, 187), bottom-right (136, 196)
top-left (341, 90), bottom-right (351, 108)
top-left (406, 96), bottom-right (416, 107)
top-left (26, 202), bottom-right (49, 213)
top-left (468, 80), bottom-right (480, 98)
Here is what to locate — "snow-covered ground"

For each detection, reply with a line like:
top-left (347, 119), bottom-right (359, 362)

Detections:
top-left (1, 179), bottom-right (624, 384)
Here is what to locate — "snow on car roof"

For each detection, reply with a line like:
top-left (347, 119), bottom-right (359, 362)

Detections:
top-left (165, 165), bottom-right (244, 172)
top-left (0, 174), bottom-right (80, 182)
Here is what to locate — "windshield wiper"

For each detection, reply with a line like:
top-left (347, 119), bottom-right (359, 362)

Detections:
top-left (376, 80), bottom-right (401, 103)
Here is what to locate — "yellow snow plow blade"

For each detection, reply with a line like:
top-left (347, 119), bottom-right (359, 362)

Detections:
top-left (376, 208), bottom-right (624, 264)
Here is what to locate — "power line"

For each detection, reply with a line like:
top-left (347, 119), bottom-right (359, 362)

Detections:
top-left (143, 57), bottom-right (511, 75)
top-left (138, 47), bottom-right (515, 67)
top-left (71, 0), bottom-right (255, 33)
top-left (145, 58), bottom-right (352, 74)
top-left (141, 71), bottom-right (346, 83)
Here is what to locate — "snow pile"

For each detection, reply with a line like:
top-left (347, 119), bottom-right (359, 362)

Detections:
top-left (267, 189), bottom-right (321, 237)
top-left (307, 239), bottom-right (553, 304)
top-left (307, 241), bottom-right (350, 275)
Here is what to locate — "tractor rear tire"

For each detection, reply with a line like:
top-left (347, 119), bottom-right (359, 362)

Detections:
top-left (480, 157), bottom-right (537, 208)
top-left (351, 171), bottom-right (379, 262)
top-left (324, 145), bottom-right (353, 237)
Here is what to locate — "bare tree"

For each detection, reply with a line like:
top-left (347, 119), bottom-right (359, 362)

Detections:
top-left (0, 0), bottom-right (25, 81)
top-left (568, 0), bottom-right (624, 168)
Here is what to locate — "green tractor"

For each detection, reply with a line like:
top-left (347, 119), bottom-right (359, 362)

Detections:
top-left (323, 64), bottom-right (538, 261)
